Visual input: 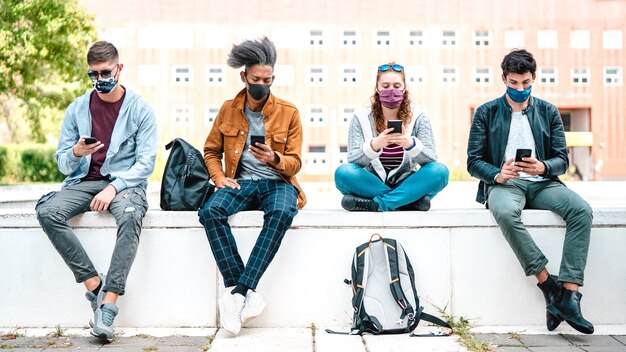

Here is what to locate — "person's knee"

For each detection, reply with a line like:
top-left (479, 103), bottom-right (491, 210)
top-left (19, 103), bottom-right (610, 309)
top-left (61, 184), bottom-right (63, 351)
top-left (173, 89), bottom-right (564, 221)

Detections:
top-left (335, 163), bottom-right (361, 183)
top-left (36, 205), bottom-right (64, 230)
top-left (490, 202), bottom-right (521, 226)
top-left (266, 207), bottom-right (297, 222)
top-left (430, 162), bottom-right (450, 185)
top-left (198, 203), bottom-right (228, 224)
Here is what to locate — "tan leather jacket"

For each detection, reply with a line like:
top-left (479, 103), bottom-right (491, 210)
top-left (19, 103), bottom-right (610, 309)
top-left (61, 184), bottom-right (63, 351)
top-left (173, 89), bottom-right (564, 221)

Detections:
top-left (203, 89), bottom-right (306, 209)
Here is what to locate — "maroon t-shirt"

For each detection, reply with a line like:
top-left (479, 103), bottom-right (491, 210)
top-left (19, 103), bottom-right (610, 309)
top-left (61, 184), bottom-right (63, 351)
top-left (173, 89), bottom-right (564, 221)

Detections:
top-left (83, 90), bottom-right (125, 181)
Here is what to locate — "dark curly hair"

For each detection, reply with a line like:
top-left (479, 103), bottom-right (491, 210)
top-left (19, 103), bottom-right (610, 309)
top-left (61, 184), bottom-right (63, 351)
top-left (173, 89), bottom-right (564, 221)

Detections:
top-left (370, 62), bottom-right (413, 134)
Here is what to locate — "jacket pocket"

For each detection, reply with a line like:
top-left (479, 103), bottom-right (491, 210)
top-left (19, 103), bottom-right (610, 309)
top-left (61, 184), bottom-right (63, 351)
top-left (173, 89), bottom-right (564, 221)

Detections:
top-left (219, 124), bottom-right (241, 151)
top-left (272, 131), bottom-right (288, 154)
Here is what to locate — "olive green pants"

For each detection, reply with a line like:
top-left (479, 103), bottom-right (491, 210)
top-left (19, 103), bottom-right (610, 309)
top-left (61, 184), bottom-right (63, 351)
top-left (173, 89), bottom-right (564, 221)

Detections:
top-left (487, 179), bottom-right (592, 286)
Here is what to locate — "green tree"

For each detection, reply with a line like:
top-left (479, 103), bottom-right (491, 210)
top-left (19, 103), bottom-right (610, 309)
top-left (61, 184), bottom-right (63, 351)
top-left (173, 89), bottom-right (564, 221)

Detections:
top-left (0, 0), bottom-right (97, 143)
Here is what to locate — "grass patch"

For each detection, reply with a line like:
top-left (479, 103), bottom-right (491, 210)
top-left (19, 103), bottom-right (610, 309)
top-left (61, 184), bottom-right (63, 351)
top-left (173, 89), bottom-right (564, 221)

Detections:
top-left (1, 331), bottom-right (24, 340)
top-left (143, 346), bottom-right (158, 351)
top-left (0, 344), bottom-right (15, 349)
top-left (49, 325), bottom-right (65, 338)
top-left (434, 305), bottom-right (493, 352)
top-left (310, 323), bottom-right (317, 352)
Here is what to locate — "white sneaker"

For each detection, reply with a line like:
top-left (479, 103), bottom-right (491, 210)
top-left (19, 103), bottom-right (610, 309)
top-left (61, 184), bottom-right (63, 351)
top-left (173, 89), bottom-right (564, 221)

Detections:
top-left (218, 287), bottom-right (245, 335)
top-left (241, 290), bottom-right (266, 324)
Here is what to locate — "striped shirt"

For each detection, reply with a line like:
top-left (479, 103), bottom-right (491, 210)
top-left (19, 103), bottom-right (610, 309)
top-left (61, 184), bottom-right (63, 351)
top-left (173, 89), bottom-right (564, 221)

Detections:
top-left (380, 144), bottom-right (404, 171)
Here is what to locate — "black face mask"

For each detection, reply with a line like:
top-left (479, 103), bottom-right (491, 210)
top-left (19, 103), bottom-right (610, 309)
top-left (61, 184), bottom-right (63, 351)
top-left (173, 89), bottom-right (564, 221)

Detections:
top-left (246, 80), bottom-right (271, 100)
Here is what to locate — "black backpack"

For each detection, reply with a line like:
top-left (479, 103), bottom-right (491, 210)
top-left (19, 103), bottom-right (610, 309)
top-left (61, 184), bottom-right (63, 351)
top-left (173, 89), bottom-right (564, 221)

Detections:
top-left (160, 138), bottom-right (214, 211)
top-left (328, 234), bottom-right (452, 336)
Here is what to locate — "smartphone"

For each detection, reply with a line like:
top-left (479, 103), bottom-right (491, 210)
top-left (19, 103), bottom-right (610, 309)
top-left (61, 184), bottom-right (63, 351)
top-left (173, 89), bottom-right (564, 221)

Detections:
top-left (83, 137), bottom-right (97, 145)
top-left (250, 135), bottom-right (265, 147)
top-left (515, 148), bottom-right (532, 162)
top-left (387, 120), bottom-right (402, 134)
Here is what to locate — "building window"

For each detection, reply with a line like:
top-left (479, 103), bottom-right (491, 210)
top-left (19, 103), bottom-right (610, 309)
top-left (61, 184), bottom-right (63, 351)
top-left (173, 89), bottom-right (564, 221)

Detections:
top-left (340, 65), bottom-right (360, 85)
top-left (309, 30), bottom-right (324, 46)
top-left (571, 67), bottom-right (590, 86)
top-left (306, 105), bottom-right (327, 125)
top-left (537, 30), bottom-right (558, 49)
top-left (473, 30), bottom-right (491, 46)
top-left (137, 64), bottom-right (160, 87)
top-left (337, 145), bottom-right (348, 166)
top-left (272, 65), bottom-right (294, 86)
top-left (604, 67), bottom-right (623, 86)
top-left (441, 67), bottom-right (459, 85)
top-left (570, 30), bottom-right (590, 49)
top-left (306, 65), bottom-right (326, 85)
top-left (304, 145), bottom-right (329, 175)
top-left (408, 30), bottom-right (423, 47)
top-left (204, 65), bottom-right (226, 86)
top-left (603, 30), bottom-right (623, 49)
top-left (173, 105), bottom-right (193, 127)
top-left (374, 30), bottom-right (392, 47)
top-left (405, 65), bottom-right (427, 86)
top-left (473, 67), bottom-right (492, 85)
top-left (204, 105), bottom-right (220, 126)
top-left (341, 30), bottom-right (358, 47)
top-left (539, 67), bottom-right (558, 85)
top-left (442, 30), bottom-right (457, 47)
top-left (504, 30), bottom-right (524, 48)
top-left (174, 66), bottom-right (192, 85)
top-left (339, 105), bottom-right (356, 125)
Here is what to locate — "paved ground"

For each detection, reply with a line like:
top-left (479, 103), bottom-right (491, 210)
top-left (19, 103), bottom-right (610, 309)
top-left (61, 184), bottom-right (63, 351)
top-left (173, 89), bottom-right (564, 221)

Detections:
top-left (2, 328), bottom-right (626, 351)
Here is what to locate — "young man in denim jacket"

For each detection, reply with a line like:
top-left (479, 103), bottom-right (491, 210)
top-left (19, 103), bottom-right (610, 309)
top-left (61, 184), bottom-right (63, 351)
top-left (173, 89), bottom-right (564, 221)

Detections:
top-left (467, 49), bottom-right (594, 334)
top-left (36, 41), bottom-right (157, 341)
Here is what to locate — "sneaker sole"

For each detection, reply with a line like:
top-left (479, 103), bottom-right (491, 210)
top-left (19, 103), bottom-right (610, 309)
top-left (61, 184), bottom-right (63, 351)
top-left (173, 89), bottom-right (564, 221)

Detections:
top-left (241, 303), bottom-right (266, 324)
top-left (218, 298), bottom-right (241, 335)
top-left (90, 329), bottom-right (113, 342)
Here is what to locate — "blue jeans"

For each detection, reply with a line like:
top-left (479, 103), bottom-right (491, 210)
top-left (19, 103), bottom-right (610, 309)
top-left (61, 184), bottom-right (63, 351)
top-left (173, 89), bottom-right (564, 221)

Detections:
top-left (334, 162), bottom-right (449, 211)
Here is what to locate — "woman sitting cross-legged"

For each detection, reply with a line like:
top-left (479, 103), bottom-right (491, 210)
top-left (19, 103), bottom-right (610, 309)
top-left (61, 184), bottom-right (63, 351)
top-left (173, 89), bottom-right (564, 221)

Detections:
top-left (335, 62), bottom-right (449, 212)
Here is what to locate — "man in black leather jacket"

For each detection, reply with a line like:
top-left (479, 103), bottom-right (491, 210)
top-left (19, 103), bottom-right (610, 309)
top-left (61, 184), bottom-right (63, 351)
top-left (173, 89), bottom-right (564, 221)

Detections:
top-left (467, 49), bottom-right (594, 334)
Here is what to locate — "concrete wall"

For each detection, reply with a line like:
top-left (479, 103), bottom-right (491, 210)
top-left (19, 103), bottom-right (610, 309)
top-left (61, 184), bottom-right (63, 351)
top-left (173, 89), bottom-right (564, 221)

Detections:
top-left (1, 208), bottom-right (625, 329)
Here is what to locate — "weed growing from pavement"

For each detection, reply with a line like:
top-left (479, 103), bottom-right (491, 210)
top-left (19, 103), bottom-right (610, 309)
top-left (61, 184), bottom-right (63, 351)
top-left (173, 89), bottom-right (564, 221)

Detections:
top-left (434, 305), bottom-right (493, 352)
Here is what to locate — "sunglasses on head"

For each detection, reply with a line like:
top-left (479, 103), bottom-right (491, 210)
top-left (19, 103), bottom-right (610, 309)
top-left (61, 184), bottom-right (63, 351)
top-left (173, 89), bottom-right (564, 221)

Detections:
top-left (378, 64), bottom-right (404, 72)
top-left (87, 64), bottom-right (118, 80)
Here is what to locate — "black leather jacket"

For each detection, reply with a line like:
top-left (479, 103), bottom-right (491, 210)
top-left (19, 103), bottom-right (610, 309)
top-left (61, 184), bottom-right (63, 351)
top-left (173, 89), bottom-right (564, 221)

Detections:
top-left (467, 94), bottom-right (568, 204)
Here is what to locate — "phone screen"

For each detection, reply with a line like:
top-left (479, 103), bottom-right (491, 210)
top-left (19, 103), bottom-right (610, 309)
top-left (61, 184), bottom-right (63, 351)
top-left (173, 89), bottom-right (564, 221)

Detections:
top-left (250, 135), bottom-right (265, 147)
top-left (83, 137), bottom-right (97, 145)
top-left (515, 149), bottom-right (532, 162)
top-left (387, 120), bottom-right (402, 133)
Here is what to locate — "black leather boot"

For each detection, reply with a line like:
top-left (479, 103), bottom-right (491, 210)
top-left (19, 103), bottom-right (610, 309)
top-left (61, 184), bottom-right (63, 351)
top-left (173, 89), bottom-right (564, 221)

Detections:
top-left (537, 275), bottom-right (563, 331)
top-left (547, 288), bottom-right (594, 334)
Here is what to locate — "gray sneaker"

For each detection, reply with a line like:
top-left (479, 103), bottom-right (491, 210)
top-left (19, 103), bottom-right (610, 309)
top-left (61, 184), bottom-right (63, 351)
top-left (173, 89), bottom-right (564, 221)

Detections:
top-left (85, 274), bottom-right (106, 327)
top-left (90, 302), bottom-right (118, 342)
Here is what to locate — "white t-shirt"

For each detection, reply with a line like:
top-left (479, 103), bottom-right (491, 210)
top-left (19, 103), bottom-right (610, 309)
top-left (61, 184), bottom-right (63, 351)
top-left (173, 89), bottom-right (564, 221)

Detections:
top-left (504, 111), bottom-right (546, 182)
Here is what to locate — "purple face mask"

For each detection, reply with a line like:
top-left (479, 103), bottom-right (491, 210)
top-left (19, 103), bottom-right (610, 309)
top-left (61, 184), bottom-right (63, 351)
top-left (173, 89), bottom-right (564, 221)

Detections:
top-left (378, 88), bottom-right (404, 109)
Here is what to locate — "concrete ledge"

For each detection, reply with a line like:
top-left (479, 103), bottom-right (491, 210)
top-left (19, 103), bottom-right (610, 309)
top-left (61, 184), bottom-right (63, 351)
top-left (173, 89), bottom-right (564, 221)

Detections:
top-left (1, 208), bottom-right (625, 329)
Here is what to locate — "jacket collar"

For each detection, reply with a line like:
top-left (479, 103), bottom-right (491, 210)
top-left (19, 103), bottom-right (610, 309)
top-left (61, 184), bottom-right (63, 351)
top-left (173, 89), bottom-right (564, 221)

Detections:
top-left (501, 93), bottom-right (535, 114)
top-left (231, 88), bottom-right (277, 117)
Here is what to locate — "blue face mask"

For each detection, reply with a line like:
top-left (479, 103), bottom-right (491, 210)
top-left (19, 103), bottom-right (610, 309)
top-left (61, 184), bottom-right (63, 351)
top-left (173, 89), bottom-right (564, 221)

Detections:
top-left (93, 77), bottom-right (118, 94)
top-left (506, 85), bottom-right (532, 103)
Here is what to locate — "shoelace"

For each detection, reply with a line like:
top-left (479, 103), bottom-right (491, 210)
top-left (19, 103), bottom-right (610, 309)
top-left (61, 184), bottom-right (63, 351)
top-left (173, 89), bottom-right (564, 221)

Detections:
top-left (101, 307), bottom-right (116, 326)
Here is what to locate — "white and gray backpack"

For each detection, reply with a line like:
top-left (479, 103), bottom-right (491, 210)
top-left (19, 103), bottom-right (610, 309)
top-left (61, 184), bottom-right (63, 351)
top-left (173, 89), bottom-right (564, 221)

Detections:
top-left (331, 234), bottom-right (452, 336)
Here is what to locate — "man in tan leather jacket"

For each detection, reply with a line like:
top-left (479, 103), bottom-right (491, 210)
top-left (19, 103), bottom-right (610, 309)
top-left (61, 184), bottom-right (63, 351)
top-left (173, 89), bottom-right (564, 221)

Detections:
top-left (198, 37), bottom-right (306, 336)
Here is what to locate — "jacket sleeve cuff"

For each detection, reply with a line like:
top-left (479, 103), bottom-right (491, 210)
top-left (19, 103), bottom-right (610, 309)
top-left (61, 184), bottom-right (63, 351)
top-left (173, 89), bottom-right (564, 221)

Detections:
top-left (405, 137), bottom-right (424, 158)
top-left (66, 148), bottom-right (81, 163)
top-left (110, 179), bottom-right (127, 193)
top-left (268, 151), bottom-right (286, 172)
top-left (363, 139), bottom-right (382, 159)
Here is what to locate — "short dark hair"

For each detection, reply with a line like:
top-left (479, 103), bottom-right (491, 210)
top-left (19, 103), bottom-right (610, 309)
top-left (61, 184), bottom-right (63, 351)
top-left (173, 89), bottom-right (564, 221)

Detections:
top-left (501, 49), bottom-right (536, 77)
top-left (87, 41), bottom-right (119, 65)
top-left (227, 36), bottom-right (277, 71)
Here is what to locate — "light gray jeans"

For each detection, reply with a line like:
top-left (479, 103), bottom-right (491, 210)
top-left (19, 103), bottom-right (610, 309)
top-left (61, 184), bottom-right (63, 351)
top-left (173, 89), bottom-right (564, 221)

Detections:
top-left (36, 180), bottom-right (148, 295)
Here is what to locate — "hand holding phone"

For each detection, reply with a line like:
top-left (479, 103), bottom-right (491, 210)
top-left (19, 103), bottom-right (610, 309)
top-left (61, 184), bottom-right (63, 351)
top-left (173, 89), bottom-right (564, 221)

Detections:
top-left (250, 135), bottom-right (265, 148)
top-left (515, 148), bottom-right (532, 162)
top-left (387, 120), bottom-right (402, 134)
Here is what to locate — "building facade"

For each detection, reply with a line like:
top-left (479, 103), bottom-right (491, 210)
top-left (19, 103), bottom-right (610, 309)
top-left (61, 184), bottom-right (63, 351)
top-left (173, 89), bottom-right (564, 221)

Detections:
top-left (82, 0), bottom-right (626, 181)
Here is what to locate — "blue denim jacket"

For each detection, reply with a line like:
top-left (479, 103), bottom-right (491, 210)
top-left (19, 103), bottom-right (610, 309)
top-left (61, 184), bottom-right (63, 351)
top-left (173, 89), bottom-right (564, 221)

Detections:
top-left (56, 86), bottom-right (157, 191)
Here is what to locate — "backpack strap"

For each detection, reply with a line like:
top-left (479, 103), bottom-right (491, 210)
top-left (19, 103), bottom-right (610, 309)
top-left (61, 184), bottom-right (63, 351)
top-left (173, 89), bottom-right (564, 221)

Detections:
top-left (349, 241), bottom-right (371, 335)
top-left (383, 238), bottom-right (415, 328)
